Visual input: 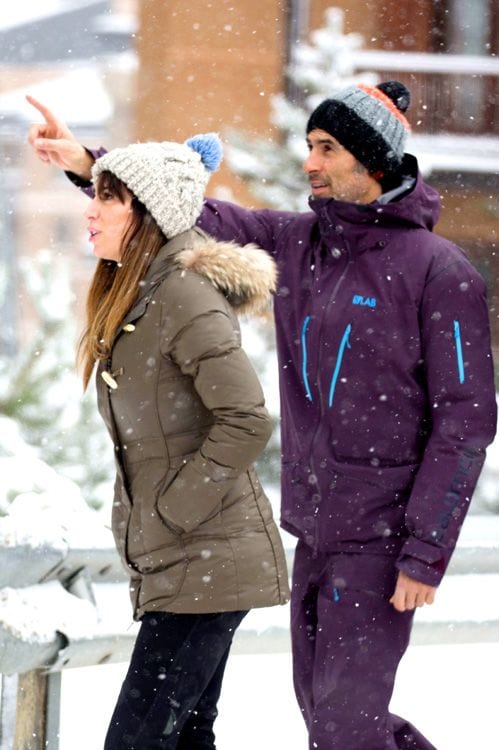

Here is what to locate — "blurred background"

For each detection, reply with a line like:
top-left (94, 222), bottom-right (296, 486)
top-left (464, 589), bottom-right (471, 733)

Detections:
top-left (0, 5), bottom-right (498, 748)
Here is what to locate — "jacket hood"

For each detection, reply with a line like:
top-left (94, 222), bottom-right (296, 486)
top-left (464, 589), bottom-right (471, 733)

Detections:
top-left (176, 231), bottom-right (277, 315)
top-left (137, 228), bottom-right (276, 318)
top-left (309, 154), bottom-right (441, 234)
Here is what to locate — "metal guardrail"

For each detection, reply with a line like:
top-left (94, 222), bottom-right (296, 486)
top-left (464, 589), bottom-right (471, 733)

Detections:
top-left (0, 521), bottom-right (498, 675)
top-left (0, 543), bottom-right (125, 590)
top-left (0, 518), bottom-right (128, 750)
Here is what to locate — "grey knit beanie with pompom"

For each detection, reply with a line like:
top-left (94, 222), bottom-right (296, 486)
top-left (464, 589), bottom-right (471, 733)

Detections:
top-left (92, 133), bottom-right (223, 239)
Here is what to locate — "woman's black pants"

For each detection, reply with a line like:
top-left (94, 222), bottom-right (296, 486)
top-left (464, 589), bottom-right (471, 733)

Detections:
top-left (104, 609), bottom-right (248, 749)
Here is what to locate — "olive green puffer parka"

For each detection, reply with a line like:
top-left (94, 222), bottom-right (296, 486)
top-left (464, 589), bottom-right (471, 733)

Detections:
top-left (95, 227), bottom-right (290, 618)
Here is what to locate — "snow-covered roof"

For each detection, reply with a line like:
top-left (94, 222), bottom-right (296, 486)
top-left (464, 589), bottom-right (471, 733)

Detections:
top-left (0, 1), bottom-right (133, 66)
top-left (0, 67), bottom-right (113, 126)
top-left (0, 0), bottom-right (105, 32)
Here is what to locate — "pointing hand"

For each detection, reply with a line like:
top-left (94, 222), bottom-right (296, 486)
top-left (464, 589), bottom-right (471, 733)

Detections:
top-left (26, 95), bottom-right (94, 178)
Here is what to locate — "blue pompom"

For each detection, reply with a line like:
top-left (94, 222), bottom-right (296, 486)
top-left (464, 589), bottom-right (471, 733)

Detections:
top-left (185, 133), bottom-right (223, 172)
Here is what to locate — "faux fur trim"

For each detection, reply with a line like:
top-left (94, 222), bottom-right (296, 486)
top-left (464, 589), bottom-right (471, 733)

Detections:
top-left (176, 236), bottom-right (277, 316)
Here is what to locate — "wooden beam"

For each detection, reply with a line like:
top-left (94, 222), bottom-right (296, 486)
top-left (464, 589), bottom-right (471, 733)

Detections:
top-left (14, 671), bottom-right (48, 750)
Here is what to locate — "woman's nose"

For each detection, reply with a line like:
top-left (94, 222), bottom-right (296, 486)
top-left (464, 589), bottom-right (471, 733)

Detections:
top-left (85, 198), bottom-right (98, 220)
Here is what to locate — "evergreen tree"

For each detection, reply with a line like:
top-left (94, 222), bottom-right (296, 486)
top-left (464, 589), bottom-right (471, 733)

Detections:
top-left (0, 250), bottom-right (113, 511)
top-left (226, 7), bottom-right (377, 210)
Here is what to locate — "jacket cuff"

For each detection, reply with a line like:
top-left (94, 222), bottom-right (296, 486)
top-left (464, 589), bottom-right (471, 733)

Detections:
top-left (65, 169), bottom-right (92, 189)
top-left (396, 536), bottom-right (450, 586)
top-left (65, 147), bottom-right (104, 190)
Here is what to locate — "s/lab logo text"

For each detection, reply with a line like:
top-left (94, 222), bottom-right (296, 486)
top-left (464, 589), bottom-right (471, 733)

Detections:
top-left (352, 294), bottom-right (376, 308)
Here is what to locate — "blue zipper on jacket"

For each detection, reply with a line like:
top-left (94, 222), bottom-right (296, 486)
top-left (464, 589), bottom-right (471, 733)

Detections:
top-left (453, 320), bottom-right (465, 384)
top-left (328, 323), bottom-right (352, 407)
top-left (301, 315), bottom-right (313, 401)
top-left (306, 240), bottom-right (351, 559)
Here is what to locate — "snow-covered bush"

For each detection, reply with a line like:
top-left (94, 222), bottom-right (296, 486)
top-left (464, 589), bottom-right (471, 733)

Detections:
top-left (0, 414), bottom-right (82, 517)
top-left (0, 251), bottom-right (113, 511)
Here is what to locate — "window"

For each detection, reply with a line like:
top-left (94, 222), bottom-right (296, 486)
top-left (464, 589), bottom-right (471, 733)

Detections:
top-left (446, 0), bottom-right (494, 54)
top-left (434, 0), bottom-right (498, 132)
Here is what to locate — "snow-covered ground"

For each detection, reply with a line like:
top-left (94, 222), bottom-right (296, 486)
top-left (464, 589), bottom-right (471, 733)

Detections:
top-left (58, 549), bottom-right (499, 748)
top-left (60, 640), bottom-right (499, 749)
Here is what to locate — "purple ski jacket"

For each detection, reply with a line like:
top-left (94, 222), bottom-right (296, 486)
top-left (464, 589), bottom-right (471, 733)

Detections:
top-left (197, 155), bottom-right (497, 586)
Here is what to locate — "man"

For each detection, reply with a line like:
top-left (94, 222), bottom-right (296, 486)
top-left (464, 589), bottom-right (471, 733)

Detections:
top-left (28, 80), bottom-right (497, 749)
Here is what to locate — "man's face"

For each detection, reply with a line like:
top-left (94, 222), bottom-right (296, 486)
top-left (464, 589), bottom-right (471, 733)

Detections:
top-left (303, 129), bottom-right (382, 204)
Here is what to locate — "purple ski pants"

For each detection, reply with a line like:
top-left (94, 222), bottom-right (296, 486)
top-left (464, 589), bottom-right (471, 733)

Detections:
top-left (291, 540), bottom-right (437, 750)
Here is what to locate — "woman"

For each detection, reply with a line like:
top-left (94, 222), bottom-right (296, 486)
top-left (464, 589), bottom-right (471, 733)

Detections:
top-left (80, 134), bottom-right (289, 749)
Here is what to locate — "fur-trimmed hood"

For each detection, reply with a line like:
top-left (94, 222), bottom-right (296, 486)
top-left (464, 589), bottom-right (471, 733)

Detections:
top-left (176, 234), bottom-right (277, 316)
top-left (141, 228), bottom-right (277, 318)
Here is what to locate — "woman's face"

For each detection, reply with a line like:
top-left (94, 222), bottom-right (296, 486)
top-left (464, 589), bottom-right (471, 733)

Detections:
top-left (85, 182), bottom-right (133, 262)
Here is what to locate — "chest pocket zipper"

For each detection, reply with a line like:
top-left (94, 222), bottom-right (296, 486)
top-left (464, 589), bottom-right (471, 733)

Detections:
top-left (453, 320), bottom-right (465, 384)
top-left (301, 315), bottom-right (313, 401)
top-left (328, 324), bottom-right (352, 408)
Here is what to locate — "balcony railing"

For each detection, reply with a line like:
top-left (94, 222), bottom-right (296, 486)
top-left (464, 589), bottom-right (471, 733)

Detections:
top-left (353, 50), bottom-right (499, 136)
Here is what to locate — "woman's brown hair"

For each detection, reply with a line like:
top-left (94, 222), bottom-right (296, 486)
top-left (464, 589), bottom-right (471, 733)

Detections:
top-left (78, 171), bottom-right (166, 388)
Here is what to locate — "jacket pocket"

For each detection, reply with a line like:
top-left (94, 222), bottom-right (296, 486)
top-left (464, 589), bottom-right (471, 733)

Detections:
top-left (316, 460), bottom-right (418, 550)
top-left (135, 548), bottom-right (189, 607)
top-left (280, 458), bottom-right (319, 539)
top-left (126, 458), bottom-right (183, 561)
top-left (155, 454), bottom-right (192, 533)
top-left (157, 453), bottom-right (233, 534)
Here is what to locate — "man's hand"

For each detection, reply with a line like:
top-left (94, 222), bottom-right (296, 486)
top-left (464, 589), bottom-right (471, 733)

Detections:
top-left (26, 95), bottom-right (94, 179)
top-left (389, 570), bottom-right (436, 612)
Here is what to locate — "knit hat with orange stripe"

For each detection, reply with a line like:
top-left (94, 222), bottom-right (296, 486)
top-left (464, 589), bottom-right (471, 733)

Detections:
top-left (306, 80), bottom-right (411, 175)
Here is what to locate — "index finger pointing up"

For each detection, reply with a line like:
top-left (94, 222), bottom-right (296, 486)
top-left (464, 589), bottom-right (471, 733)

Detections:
top-left (26, 95), bottom-right (58, 124)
